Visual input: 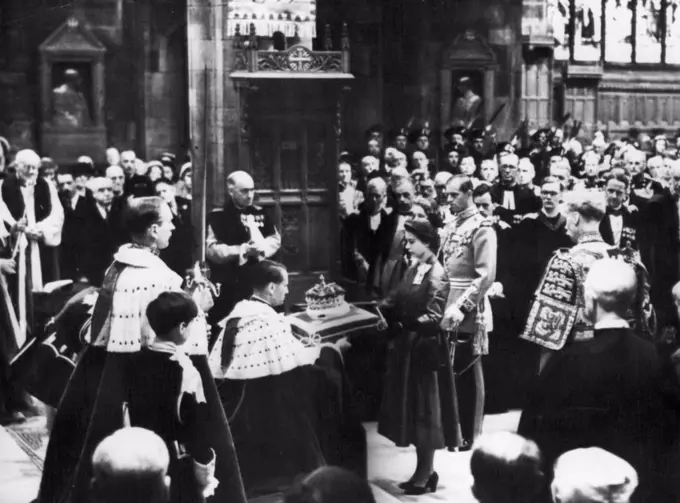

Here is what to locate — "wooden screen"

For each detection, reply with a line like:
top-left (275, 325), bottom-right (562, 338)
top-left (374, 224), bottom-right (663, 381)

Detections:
top-left (246, 81), bottom-right (339, 302)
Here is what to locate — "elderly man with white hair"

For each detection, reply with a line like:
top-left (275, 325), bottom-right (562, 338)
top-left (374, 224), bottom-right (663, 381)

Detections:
top-left (552, 448), bottom-right (638, 503)
top-left (345, 177), bottom-right (392, 293)
top-left (520, 258), bottom-right (680, 503)
top-left (0, 149), bottom-right (64, 324)
top-left (521, 190), bottom-right (655, 372)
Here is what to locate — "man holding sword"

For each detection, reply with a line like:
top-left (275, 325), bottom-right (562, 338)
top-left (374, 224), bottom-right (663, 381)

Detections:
top-left (439, 174), bottom-right (497, 450)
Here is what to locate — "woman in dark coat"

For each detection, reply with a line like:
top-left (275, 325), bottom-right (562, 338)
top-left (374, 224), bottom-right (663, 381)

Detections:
top-left (378, 218), bottom-right (461, 495)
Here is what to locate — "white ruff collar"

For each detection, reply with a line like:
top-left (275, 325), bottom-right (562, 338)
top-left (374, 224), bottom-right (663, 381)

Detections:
top-left (224, 299), bottom-right (319, 380)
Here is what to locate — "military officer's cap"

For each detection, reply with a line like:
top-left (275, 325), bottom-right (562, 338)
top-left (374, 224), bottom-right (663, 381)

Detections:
top-left (443, 126), bottom-right (468, 143)
top-left (469, 128), bottom-right (485, 141)
top-left (388, 127), bottom-right (409, 141)
top-left (409, 123), bottom-right (432, 144)
top-left (365, 124), bottom-right (383, 140)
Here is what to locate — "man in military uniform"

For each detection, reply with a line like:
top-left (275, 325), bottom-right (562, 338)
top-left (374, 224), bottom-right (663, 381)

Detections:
top-left (388, 127), bottom-right (409, 155)
top-left (521, 190), bottom-right (655, 373)
top-left (440, 175), bottom-right (497, 449)
top-left (408, 124), bottom-right (437, 169)
top-left (206, 171), bottom-right (281, 330)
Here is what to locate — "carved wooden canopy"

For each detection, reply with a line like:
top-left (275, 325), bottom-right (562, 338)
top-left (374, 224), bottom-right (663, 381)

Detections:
top-left (442, 30), bottom-right (497, 70)
top-left (230, 23), bottom-right (353, 81)
top-left (39, 17), bottom-right (106, 59)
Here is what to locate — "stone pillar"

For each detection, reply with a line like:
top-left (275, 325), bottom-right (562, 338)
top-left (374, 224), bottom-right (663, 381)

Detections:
top-left (187, 0), bottom-right (225, 261)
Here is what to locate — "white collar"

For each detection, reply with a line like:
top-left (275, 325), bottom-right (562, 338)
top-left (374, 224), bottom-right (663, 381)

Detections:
top-left (113, 243), bottom-right (170, 270)
top-left (594, 320), bottom-right (630, 330)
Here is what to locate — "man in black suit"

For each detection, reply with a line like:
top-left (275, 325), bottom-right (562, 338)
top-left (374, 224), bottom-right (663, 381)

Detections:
top-left (600, 173), bottom-right (641, 251)
top-left (56, 172), bottom-right (84, 280)
top-left (489, 152), bottom-right (541, 223)
top-left (73, 177), bottom-right (117, 286)
top-left (518, 258), bottom-right (680, 503)
top-left (154, 179), bottom-right (194, 277)
top-left (643, 163), bottom-right (680, 332)
top-left (345, 177), bottom-right (394, 296)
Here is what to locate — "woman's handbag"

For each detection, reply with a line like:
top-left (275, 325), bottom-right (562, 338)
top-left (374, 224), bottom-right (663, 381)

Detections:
top-left (412, 330), bottom-right (448, 372)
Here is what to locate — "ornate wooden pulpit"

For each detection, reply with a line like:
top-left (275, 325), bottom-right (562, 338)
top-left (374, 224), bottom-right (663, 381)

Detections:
top-left (39, 17), bottom-right (107, 166)
top-left (230, 23), bottom-right (354, 301)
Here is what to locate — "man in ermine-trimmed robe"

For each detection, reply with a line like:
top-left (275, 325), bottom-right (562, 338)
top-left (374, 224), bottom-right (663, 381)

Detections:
top-left (37, 197), bottom-right (246, 503)
top-left (209, 260), bottom-right (363, 498)
top-left (1, 149), bottom-right (63, 337)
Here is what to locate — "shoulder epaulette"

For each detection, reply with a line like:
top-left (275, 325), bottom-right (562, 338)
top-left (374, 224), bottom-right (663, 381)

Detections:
top-left (252, 204), bottom-right (263, 211)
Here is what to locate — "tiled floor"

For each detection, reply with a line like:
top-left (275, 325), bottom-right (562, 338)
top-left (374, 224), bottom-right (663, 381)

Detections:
top-left (0, 411), bottom-right (521, 503)
top-left (0, 421), bottom-right (43, 503)
top-left (366, 411), bottom-right (522, 503)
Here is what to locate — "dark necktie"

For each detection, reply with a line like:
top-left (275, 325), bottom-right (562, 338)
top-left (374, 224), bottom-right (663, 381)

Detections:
top-left (608, 207), bottom-right (624, 217)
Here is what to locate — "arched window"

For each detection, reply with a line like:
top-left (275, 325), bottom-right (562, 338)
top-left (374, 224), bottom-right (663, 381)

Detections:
top-left (554, 0), bottom-right (679, 65)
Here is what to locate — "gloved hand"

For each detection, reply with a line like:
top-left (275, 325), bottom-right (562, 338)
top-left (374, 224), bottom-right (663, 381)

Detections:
top-left (193, 448), bottom-right (219, 499)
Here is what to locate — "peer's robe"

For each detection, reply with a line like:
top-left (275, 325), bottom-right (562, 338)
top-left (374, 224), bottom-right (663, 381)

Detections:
top-left (518, 326), bottom-right (680, 503)
top-left (37, 244), bottom-right (246, 503)
top-left (210, 297), bottom-right (366, 498)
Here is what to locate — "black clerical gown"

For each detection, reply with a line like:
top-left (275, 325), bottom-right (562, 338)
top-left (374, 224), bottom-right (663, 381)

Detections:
top-left (519, 327), bottom-right (680, 503)
top-left (489, 183), bottom-right (542, 220)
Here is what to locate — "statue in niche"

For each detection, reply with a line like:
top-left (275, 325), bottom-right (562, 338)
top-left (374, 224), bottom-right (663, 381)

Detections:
top-left (450, 75), bottom-right (483, 129)
top-left (52, 68), bottom-right (90, 128)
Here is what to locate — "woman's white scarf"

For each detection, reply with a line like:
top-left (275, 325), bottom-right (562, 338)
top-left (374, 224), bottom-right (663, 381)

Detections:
top-left (211, 299), bottom-right (320, 380)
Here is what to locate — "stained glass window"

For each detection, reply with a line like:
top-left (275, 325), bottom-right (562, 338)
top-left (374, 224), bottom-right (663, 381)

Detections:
top-left (635, 0), bottom-right (662, 62)
top-left (605, 0), bottom-right (634, 63)
top-left (574, 0), bottom-right (602, 60)
top-left (666, 0), bottom-right (680, 63)
top-left (553, 0), bottom-right (572, 60)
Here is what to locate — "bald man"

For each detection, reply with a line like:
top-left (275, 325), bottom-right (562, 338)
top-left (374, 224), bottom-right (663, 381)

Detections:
top-left (91, 427), bottom-right (171, 503)
top-left (519, 258), bottom-right (680, 503)
top-left (206, 171), bottom-right (281, 326)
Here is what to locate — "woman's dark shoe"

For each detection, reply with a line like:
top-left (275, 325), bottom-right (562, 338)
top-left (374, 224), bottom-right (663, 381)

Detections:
top-left (403, 472), bottom-right (438, 495)
top-left (397, 480), bottom-right (414, 490)
top-left (449, 440), bottom-right (472, 453)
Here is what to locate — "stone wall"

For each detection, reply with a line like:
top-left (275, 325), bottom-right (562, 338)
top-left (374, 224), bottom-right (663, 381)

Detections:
top-left (0, 0), bottom-right (141, 162)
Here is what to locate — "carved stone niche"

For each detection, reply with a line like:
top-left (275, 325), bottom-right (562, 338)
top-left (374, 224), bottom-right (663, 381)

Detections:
top-left (440, 30), bottom-right (498, 132)
top-left (39, 17), bottom-right (107, 166)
